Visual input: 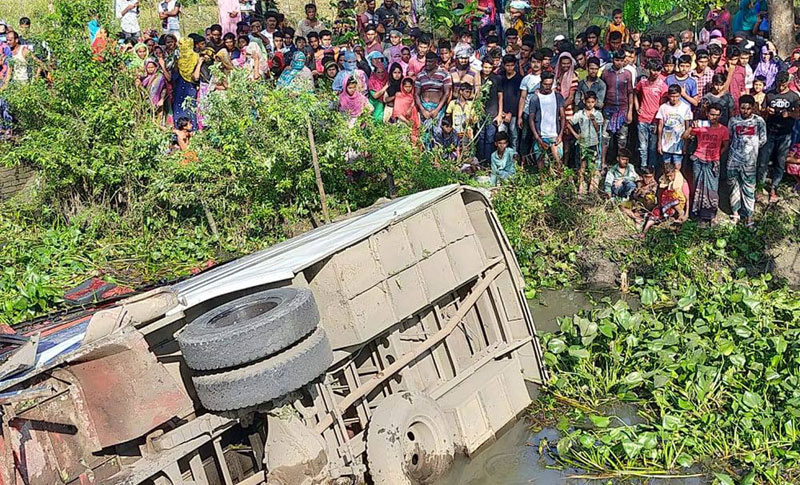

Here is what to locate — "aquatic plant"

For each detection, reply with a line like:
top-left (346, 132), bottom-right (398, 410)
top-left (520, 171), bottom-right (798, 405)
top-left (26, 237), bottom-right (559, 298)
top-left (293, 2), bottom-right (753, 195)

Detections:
top-left (539, 276), bottom-right (800, 482)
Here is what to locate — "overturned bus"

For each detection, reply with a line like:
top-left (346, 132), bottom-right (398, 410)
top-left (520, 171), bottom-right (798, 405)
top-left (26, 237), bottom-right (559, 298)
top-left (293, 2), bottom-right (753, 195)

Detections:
top-left (0, 184), bottom-right (546, 485)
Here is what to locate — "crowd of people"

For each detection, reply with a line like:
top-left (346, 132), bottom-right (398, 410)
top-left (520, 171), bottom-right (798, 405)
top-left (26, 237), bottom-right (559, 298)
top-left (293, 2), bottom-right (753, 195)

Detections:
top-left (2, 0), bottom-right (800, 232)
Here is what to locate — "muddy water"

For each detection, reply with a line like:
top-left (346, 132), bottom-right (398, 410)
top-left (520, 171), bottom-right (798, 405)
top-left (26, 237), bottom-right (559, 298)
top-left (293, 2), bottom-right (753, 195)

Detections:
top-left (436, 290), bottom-right (708, 485)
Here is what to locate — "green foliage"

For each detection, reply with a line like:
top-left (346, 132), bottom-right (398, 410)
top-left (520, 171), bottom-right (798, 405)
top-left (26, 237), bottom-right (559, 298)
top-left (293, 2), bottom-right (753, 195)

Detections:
top-left (0, 0), bottom-right (462, 325)
top-left (624, 0), bottom-right (710, 31)
top-left (426, 0), bottom-right (479, 35)
top-left (540, 277), bottom-right (800, 481)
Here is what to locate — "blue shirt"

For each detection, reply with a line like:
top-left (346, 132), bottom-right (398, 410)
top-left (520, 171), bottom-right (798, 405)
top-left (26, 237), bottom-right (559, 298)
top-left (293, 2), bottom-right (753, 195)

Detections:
top-left (665, 74), bottom-right (698, 107)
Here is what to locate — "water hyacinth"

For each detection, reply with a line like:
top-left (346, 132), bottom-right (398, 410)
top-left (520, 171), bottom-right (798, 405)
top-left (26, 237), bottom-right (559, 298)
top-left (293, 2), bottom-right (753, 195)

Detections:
top-left (539, 277), bottom-right (800, 482)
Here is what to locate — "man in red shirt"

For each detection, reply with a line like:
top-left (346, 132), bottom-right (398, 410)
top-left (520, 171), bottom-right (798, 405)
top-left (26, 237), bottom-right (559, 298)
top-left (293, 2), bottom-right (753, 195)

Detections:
top-left (406, 33), bottom-right (431, 78)
top-left (635, 58), bottom-right (668, 170)
top-left (685, 103), bottom-right (730, 225)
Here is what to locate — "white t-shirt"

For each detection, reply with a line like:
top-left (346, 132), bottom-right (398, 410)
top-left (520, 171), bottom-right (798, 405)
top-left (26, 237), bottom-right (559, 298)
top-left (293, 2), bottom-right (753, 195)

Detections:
top-left (655, 102), bottom-right (693, 154)
top-left (116, 0), bottom-right (141, 34)
top-left (538, 91), bottom-right (558, 138)
top-left (520, 73), bottom-right (541, 115)
top-left (158, 0), bottom-right (180, 32)
top-left (623, 64), bottom-right (637, 88)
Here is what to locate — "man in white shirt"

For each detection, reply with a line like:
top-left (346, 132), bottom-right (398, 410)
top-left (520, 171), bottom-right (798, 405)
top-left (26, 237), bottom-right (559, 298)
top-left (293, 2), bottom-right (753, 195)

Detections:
top-left (158, 0), bottom-right (181, 38)
top-left (116, 0), bottom-right (141, 42)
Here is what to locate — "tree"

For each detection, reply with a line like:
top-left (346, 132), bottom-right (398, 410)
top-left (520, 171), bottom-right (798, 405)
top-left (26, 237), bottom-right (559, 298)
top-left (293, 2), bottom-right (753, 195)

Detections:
top-left (771, 0), bottom-right (794, 58)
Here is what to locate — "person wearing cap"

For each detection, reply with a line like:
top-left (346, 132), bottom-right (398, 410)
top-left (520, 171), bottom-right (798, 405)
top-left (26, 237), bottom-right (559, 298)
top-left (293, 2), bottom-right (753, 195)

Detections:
top-left (414, 51), bottom-right (453, 132)
top-left (553, 34), bottom-right (565, 48)
top-left (600, 49), bottom-right (634, 163)
top-left (758, 70), bottom-right (799, 203)
top-left (451, 46), bottom-right (481, 95)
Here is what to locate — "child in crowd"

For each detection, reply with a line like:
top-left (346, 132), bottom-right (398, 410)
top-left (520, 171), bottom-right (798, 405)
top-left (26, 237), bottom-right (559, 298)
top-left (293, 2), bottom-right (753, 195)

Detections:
top-left (786, 144), bottom-right (800, 193)
top-left (445, 81), bottom-right (477, 141)
top-left (605, 9), bottom-right (629, 46)
top-left (490, 131), bottom-right (517, 186)
top-left (171, 116), bottom-right (193, 152)
top-left (656, 84), bottom-right (693, 169)
top-left (567, 90), bottom-right (604, 194)
top-left (751, 75), bottom-right (767, 115)
top-left (620, 168), bottom-right (658, 223)
top-left (641, 162), bottom-right (689, 236)
top-left (433, 117), bottom-right (460, 159)
top-left (604, 148), bottom-right (639, 199)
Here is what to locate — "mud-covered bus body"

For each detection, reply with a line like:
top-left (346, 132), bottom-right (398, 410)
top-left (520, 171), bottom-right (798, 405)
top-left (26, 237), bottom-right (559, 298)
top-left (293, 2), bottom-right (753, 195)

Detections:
top-left (0, 184), bottom-right (545, 485)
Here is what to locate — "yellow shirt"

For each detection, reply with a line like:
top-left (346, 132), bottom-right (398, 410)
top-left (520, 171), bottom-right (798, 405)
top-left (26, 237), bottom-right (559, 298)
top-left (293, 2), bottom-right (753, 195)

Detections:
top-left (446, 99), bottom-right (476, 135)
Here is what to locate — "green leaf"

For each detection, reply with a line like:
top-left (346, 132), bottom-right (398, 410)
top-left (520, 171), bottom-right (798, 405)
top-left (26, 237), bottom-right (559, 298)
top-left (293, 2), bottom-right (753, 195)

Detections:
top-left (622, 371), bottom-right (644, 387)
top-left (713, 473), bottom-right (735, 485)
top-left (729, 354), bottom-right (746, 367)
top-left (676, 453), bottom-right (694, 467)
top-left (640, 287), bottom-right (657, 306)
top-left (741, 391), bottom-right (763, 409)
top-left (578, 433), bottom-right (595, 448)
top-left (548, 337), bottom-right (567, 354)
top-left (773, 336), bottom-right (788, 354)
top-left (662, 414), bottom-right (682, 431)
top-left (622, 439), bottom-right (643, 458)
top-left (568, 346), bottom-right (590, 359)
top-left (589, 415), bottom-right (611, 428)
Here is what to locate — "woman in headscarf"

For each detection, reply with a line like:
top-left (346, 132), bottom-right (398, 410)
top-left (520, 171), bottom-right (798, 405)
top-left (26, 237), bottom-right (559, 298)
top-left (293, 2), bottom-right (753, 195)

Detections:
top-left (390, 77), bottom-right (420, 143)
top-left (382, 62), bottom-right (404, 123)
top-left (217, 0), bottom-right (241, 36)
top-left (753, 43), bottom-right (781, 91)
top-left (277, 51), bottom-right (313, 90)
top-left (137, 58), bottom-right (167, 121)
top-left (171, 37), bottom-right (201, 128)
top-left (129, 43), bottom-right (149, 72)
top-left (555, 51), bottom-right (578, 167)
top-left (367, 52), bottom-right (388, 122)
top-left (339, 75), bottom-right (372, 127)
top-left (316, 59), bottom-right (339, 91)
top-left (332, 50), bottom-right (368, 95)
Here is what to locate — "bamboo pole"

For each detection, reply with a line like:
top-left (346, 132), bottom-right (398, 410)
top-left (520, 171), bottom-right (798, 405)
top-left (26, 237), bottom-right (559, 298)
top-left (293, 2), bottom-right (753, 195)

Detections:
top-left (307, 118), bottom-right (330, 224)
